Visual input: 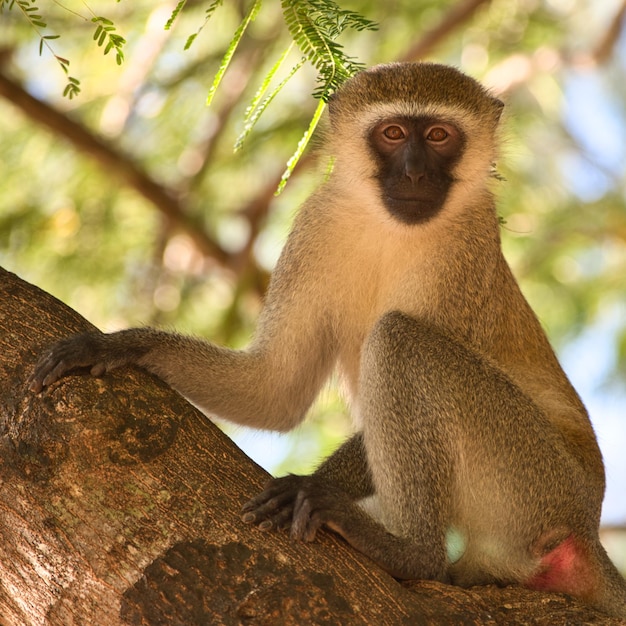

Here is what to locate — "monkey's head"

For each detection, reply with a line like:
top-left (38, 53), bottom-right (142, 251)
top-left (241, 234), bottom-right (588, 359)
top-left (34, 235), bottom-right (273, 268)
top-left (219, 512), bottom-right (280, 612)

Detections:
top-left (327, 63), bottom-right (504, 225)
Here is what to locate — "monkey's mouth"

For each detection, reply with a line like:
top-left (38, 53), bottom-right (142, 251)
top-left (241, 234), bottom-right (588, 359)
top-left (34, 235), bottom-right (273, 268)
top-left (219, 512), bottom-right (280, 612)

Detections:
top-left (386, 194), bottom-right (428, 204)
top-left (383, 193), bottom-right (447, 224)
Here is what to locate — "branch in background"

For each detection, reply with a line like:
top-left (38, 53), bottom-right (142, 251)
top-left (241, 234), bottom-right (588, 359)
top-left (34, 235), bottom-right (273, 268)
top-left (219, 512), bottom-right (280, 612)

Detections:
top-left (98, 6), bottom-right (174, 137)
top-left (182, 46), bottom-right (269, 197)
top-left (0, 69), bottom-right (228, 265)
top-left (591, 0), bottom-right (626, 64)
top-left (399, 0), bottom-right (491, 62)
top-left (601, 525), bottom-right (626, 533)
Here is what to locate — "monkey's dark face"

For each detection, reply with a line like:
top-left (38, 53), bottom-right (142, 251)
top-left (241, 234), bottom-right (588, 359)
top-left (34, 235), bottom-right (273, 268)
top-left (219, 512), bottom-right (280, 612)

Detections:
top-left (368, 116), bottom-right (466, 225)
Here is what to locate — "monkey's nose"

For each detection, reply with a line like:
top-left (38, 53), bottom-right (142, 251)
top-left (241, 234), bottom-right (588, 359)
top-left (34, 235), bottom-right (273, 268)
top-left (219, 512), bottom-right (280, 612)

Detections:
top-left (405, 163), bottom-right (425, 184)
top-left (404, 149), bottom-right (426, 184)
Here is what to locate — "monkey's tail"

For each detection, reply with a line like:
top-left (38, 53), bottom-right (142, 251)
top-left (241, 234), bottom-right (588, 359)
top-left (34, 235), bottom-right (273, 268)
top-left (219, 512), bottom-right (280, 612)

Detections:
top-left (589, 540), bottom-right (626, 621)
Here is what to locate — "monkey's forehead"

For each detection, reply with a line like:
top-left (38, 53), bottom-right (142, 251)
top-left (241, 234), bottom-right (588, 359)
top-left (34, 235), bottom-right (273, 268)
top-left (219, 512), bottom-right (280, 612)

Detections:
top-left (346, 102), bottom-right (490, 134)
top-left (329, 62), bottom-right (502, 120)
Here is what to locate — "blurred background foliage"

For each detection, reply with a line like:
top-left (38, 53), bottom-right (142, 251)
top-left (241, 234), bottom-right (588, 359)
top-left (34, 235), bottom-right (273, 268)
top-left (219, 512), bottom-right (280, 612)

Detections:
top-left (0, 0), bottom-right (625, 556)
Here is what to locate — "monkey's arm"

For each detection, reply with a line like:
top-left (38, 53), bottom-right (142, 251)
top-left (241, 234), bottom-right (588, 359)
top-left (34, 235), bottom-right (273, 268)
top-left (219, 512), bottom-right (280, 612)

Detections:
top-left (29, 313), bottom-right (336, 433)
top-left (30, 200), bottom-right (340, 431)
top-left (312, 433), bottom-right (373, 497)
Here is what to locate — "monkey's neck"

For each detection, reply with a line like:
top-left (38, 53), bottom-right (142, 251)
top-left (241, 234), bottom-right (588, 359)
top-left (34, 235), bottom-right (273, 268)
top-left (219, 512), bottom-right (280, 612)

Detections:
top-left (327, 193), bottom-right (503, 394)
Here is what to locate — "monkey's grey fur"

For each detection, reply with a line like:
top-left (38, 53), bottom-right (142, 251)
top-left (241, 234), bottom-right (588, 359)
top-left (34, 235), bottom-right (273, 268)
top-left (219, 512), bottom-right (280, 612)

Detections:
top-left (31, 63), bottom-right (626, 619)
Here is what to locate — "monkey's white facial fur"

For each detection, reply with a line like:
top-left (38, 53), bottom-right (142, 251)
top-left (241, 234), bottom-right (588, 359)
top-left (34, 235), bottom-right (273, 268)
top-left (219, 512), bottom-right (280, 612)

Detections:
top-left (326, 63), bottom-right (503, 226)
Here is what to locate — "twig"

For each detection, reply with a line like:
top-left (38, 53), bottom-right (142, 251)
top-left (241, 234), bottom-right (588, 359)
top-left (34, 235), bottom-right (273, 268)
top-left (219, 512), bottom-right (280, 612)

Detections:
top-left (591, 0), bottom-right (626, 64)
top-left (0, 69), bottom-right (228, 264)
top-left (399, 0), bottom-right (491, 62)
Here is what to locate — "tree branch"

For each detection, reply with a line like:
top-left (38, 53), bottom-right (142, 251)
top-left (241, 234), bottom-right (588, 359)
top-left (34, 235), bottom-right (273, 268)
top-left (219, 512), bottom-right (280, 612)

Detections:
top-left (1, 267), bottom-right (621, 624)
top-left (0, 69), bottom-right (229, 264)
top-left (399, 0), bottom-right (492, 62)
top-left (591, 0), bottom-right (626, 64)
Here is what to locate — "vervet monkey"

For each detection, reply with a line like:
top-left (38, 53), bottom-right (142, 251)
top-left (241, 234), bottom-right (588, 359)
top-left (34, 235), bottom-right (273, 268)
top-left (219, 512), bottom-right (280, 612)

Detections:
top-left (30, 63), bottom-right (626, 619)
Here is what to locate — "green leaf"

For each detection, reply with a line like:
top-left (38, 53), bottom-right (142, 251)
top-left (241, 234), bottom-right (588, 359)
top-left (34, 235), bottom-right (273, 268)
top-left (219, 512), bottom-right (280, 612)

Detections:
top-left (235, 55), bottom-right (306, 151)
top-left (63, 77), bottom-right (81, 99)
top-left (184, 33), bottom-right (198, 50)
top-left (92, 16), bottom-right (113, 26)
top-left (277, 97), bottom-right (326, 194)
top-left (244, 42), bottom-right (295, 123)
top-left (281, 0), bottom-right (376, 101)
top-left (165, 0), bottom-right (187, 30)
top-left (55, 55), bottom-right (70, 72)
top-left (183, 0), bottom-right (223, 50)
top-left (206, 0), bottom-right (262, 107)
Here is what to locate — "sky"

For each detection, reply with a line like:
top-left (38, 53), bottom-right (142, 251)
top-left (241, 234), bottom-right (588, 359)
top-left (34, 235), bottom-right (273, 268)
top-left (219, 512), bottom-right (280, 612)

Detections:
top-left (559, 66), bottom-right (626, 525)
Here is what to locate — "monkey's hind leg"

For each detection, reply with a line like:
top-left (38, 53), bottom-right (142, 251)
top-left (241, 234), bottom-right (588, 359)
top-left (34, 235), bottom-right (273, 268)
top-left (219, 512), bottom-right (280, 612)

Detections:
top-left (353, 312), bottom-right (462, 582)
top-left (357, 311), bottom-right (601, 588)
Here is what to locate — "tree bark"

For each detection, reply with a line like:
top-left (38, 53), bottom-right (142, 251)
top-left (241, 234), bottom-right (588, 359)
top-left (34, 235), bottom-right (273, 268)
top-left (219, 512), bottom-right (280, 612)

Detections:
top-left (0, 267), bottom-right (620, 625)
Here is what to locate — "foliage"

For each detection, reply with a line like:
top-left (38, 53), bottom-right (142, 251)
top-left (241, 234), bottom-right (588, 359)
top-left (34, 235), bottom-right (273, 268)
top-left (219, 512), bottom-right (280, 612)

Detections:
top-left (167, 0), bottom-right (224, 50)
top-left (92, 16), bottom-right (126, 65)
top-left (280, 0), bottom-right (377, 100)
top-left (1, 0), bottom-right (82, 97)
top-left (3, 0), bottom-right (376, 183)
top-left (204, 0), bottom-right (262, 107)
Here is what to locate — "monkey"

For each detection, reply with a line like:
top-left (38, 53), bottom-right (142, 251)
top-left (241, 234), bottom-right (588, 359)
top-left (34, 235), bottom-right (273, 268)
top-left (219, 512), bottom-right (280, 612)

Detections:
top-left (29, 62), bottom-right (626, 619)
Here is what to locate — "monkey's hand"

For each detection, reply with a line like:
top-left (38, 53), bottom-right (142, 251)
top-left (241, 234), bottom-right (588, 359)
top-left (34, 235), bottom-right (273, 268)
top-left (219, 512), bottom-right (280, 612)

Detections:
top-left (241, 474), bottom-right (353, 542)
top-left (29, 331), bottom-right (146, 393)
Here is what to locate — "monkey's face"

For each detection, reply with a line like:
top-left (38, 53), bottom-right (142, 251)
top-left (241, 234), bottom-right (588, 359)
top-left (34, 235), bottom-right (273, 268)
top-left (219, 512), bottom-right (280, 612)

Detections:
top-left (326, 63), bottom-right (504, 225)
top-left (367, 116), bottom-right (466, 225)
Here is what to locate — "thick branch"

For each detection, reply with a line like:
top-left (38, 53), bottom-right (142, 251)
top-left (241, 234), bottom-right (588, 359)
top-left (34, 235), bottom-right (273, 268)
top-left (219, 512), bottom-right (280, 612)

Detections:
top-left (0, 267), bottom-right (621, 624)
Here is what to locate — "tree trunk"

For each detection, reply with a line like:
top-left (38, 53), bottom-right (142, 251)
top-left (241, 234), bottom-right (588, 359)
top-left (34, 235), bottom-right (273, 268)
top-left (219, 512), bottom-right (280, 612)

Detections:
top-left (0, 267), bottom-right (620, 625)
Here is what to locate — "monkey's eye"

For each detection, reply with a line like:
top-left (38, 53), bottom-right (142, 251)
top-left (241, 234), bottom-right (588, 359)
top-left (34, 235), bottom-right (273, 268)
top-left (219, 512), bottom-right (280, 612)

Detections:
top-left (382, 125), bottom-right (406, 141)
top-left (426, 127), bottom-right (449, 142)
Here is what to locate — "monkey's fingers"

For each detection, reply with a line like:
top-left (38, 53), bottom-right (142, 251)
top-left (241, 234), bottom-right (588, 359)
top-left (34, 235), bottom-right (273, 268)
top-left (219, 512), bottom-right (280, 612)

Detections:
top-left (291, 493), bottom-right (325, 542)
top-left (241, 475), bottom-right (308, 530)
top-left (292, 487), bottom-right (348, 542)
top-left (29, 332), bottom-right (106, 393)
top-left (29, 357), bottom-right (72, 393)
top-left (241, 475), bottom-right (304, 513)
top-left (243, 507), bottom-right (293, 532)
top-left (29, 348), bottom-right (81, 393)
top-left (241, 491), bottom-right (294, 525)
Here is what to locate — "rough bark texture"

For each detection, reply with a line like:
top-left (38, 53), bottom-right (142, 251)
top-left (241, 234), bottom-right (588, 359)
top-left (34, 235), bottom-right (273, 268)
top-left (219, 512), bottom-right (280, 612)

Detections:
top-left (0, 267), bottom-right (621, 625)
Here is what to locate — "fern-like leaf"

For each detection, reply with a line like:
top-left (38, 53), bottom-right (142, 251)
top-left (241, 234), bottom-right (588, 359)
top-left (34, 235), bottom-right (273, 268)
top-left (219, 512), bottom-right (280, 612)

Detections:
top-left (165, 0), bottom-right (187, 30)
top-left (244, 42), bottom-right (295, 124)
top-left (235, 48), bottom-right (306, 151)
top-left (206, 0), bottom-right (262, 106)
top-left (92, 16), bottom-right (126, 65)
top-left (184, 0), bottom-right (224, 50)
top-left (281, 0), bottom-right (377, 101)
top-left (277, 97), bottom-right (326, 193)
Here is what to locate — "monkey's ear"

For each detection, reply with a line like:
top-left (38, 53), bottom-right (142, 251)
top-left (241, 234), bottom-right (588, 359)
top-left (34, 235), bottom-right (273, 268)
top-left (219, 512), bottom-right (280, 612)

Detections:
top-left (492, 97), bottom-right (505, 122)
